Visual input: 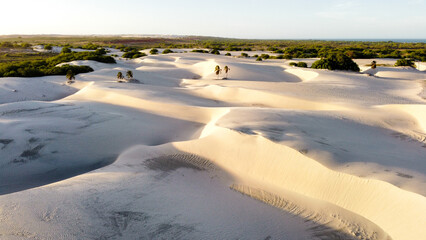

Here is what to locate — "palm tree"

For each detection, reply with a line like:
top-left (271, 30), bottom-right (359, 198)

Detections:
top-left (126, 70), bottom-right (133, 80)
top-left (66, 70), bottom-right (75, 84)
top-left (117, 71), bottom-right (123, 79)
top-left (214, 65), bottom-right (221, 79)
top-left (223, 66), bottom-right (230, 79)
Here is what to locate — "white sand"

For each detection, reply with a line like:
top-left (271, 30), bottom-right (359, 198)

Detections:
top-left (0, 52), bottom-right (425, 239)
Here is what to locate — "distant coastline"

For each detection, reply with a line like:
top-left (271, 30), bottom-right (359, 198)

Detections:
top-left (316, 39), bottom-right (426, 43)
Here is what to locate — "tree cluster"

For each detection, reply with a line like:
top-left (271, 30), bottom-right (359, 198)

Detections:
top-left (311, 53), bottom-right (360, 72)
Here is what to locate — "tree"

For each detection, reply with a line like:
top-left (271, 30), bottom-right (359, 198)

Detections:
top-left (214, 65), bottom-right (221, 79)
top-left (117, 71), bottom-right (124, 82)
top-left (126, 70), bottom-right (133, 79)
top-left (371, 61), bottom-right (377, 69)
top-left (66, 70), bottom-right (75, 83)
top-left (223, 66), bottom-right (230, 79)
top-left (311, 53), bottom-right (360, 72)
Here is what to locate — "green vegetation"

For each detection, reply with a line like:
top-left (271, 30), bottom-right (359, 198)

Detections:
top-left (191, 49), bottom-right (209, 53)
top-left (241, 53), bottom-right (249, 57)
top-left (0, 52), bottom-right (57, 63)
top-left (256, 57), bottom-right (262, 61)
top-left (371, 61), bottom-right (377, 69)
top-left (394, 58), bottom-right (415, 67)
top-left (150, 48), bottom-right (159, 55)
top-left (210, 49), bottom-right (220, 55)
top-left (162, 49), bottom-right (173, 54)
top-left (311, 53), bottom-right (360, 72)
top-left (260, 54), bottom-right (270, 60)
top-left (0, 36), bottom-right (423, 61)
top-left (0, 41), bottom-right (31, 48)
top-left (122, 49), bottom-right (146, 59)
top-left (43, 44), bottom-right (53, 50)
top-left (225, 53), bottom-right (231, 56)
top-left (297, 62), bottom-right (307, 68)
top-left (61, 47), bottom-right (72, 54)
top-left (289, 62), bottom-right (307, 67)
top-left (80, 43), bottom-right (99, 50)
top-left (0, 50), bottom-right (114, 78)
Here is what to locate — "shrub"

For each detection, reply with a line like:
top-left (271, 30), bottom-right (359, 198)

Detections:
top-left (394, 58), bottom-right (415, 67)
top-left (0, 49), bottom-right (115, 78)
top-left (225, 53), bottom-right (231, 56)
top-left (44, 44), bottom-right (53, 50)
top-left (371, 61), bottom-right (377, 69)
top-left (95, 48), bottom-right (107, 55)
top-left (260, 54), bottom-right (270, 60)
top-left (241, 53), bottom-right (249, 57)
top-left (210, 49), bottom-right (220, 55)
top-left (225, 47), bottom-right (242, 51)
top-left (81, 43), bottom-right (99, 50)
top-left (297, 62), bottom-right (308, 68)
top-left (256, 57), bottom-right (262, 61)
top-left (61, 47), bottom-right (72, 54)
top-left (150, 48), bottom-right (159, 54)
top-left (122, 51), bottom-right (146, 59)
top-left (243, 48), bottom-right (252, 51)
top-left (311, 53), bottom-right (360, 72)
top-left (191, 49), bottom-right (209, 53)
top-left (289, 62), bottom-right (297, 66)
top-left (162, 49), bottom-right (173, 54)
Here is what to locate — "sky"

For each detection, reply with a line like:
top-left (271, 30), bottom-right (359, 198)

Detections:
top-left (1, 0), bottom-right (425, 39)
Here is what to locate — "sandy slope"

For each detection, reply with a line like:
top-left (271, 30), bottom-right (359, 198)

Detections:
top-left (0, 52), bottom-right (425, 240)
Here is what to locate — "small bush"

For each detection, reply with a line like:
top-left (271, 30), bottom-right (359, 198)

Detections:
top-left (297, 62), bottom-right (308, 68)
top-left (150, 48), bottom-right (159, 54)
top-left (95, 48), bottom-right (107, 55)
top-left (241, 53), bottom-right (249, 57)
top-left (191, 49), bottom-right (209, 53)
top-left (61, 47), bottom-right (72, 54)
top-left (44, 44), bottom-right (53, 50)
top-left (394, 58), bottom-right (415, 67)
top-left (260, 54), bottom-right (270, 60)
top-left (225, 53), bottom-right (231, 56)
top-left (289, 62), bottom-right (297, 66)
top-left (210, 49), bottom-right (220, 55)
top-left (256, 57), bottom-right (262, 61)
top-left (162, 49), bottom-right (173, 54)
top-left (122, 51), bottom-right (146, 59)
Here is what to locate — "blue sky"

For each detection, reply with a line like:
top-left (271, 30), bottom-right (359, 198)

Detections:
top-left (1, 0), bottom-right (425, 39)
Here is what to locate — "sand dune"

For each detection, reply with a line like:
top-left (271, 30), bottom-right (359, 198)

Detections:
top-left (0, 52), bottom-right (425, 239)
